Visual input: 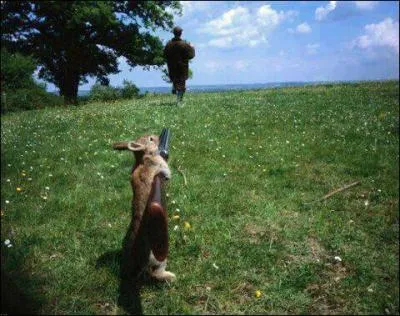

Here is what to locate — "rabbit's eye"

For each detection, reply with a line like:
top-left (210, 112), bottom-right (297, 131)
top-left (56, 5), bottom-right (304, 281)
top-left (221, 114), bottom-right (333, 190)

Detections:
top-left (149, 137), bottom-right (154, 142)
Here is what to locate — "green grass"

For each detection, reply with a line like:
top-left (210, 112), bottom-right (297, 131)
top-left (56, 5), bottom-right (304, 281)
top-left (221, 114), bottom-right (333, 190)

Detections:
top-left (1, 80), bottom-right (399, 315)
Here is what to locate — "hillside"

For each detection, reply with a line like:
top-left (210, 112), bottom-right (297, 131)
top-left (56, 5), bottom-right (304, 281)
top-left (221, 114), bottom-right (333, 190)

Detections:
top-left (1, 80), bottom-right (399, 314)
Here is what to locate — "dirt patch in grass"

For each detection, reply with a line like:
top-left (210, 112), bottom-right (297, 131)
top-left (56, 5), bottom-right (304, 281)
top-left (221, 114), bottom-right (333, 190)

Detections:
top-left (294, 238), bottom-right (356, 315)
top-left (285, 237), bottom-right (327, 265)
top-left (93, 301), bottom-right (118, 315)
top-left (305, 261), bottom-right (352, 315)
top-left (244, 223), bottom-right (267, 245)
top-left (244, 222), bottom-right (280, 245)
top-left (308, 237), bottom-right (327, 263)
top-left (189, 284), bottom-right (220, 315)
top-left (284, 237), bottom-right (354, 314)
top-left (232, 282), bottom-right (255, 304)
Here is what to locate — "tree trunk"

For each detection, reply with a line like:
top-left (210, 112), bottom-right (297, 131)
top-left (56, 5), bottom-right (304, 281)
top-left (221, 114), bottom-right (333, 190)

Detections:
top-left (63, 82), bottom-right (78, 105)
top-left (63, 68), bottom-right (79, 105)
top-left (62, 44), bottom-right (80, 105)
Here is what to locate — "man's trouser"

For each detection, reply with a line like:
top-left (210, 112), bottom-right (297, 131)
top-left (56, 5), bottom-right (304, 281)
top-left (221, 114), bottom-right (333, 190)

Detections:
top-left (172, 78), bottom-right (186, 101)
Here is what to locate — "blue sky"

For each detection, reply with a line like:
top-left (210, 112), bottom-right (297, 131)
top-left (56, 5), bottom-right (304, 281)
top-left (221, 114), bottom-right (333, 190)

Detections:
top-left (44, 1), bottom-right (399, 91)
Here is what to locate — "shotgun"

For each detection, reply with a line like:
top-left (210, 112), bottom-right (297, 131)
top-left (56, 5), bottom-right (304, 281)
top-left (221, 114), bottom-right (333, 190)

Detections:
top-left (147, 128), bottom-right (171, 262)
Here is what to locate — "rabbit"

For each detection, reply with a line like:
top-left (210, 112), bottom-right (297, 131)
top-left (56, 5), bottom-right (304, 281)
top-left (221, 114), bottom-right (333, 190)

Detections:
top-left (113, 135), bottom-right (176, 282)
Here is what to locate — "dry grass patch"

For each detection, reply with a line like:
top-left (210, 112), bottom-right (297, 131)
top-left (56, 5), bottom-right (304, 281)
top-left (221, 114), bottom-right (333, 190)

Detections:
top-left (305, 261), bottom-right (354, 315)
top-left (244, 222), bottom-right (280, 246)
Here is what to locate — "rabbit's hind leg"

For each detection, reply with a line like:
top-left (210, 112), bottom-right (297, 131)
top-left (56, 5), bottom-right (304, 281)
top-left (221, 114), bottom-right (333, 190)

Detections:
top-left (148, 251), bottom-right (176, 282)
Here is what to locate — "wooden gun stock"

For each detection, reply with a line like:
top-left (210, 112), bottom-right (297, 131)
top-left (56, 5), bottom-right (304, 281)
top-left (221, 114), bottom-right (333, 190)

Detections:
top-left (147, 128), bottom-right (171, 262)
top-left (147, 174), bottom-right (169, 262)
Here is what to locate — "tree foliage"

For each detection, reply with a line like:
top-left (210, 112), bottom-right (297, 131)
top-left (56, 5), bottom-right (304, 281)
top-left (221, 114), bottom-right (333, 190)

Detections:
top-left (88, 79), bottom-right (140, 102)
top-left (1, 48), bottom-right (37, 90)
top-left (1, 1), bottom-right (181, 104)
top-left (1, 48), bottom-right (64, 112)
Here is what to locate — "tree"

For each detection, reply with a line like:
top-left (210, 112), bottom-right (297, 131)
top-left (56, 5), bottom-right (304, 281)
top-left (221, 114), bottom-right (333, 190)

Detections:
top-left (1, 48), bottom-right (36, 91)
top-left (1, 1), bottom-right (181, 104)
top-left (1, 48), bottom-right (64, 112)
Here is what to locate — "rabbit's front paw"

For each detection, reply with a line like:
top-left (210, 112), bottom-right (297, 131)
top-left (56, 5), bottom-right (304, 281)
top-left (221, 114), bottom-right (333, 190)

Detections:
top-left (161, 167), bottom-right (171, 180)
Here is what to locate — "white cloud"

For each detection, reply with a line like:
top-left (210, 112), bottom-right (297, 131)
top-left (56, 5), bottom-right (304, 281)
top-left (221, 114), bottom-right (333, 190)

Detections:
top-left (315, 1), bottom-right (379, 21)
top-left (169, 1), bottom-right (215, 24)
top-left (307, 43), bottom-right (320, 55)
top-left (180, 1), bottom-right (214, 16)
top-left (354, 1), bottom-right (378, 10)
top-left (353, 18), bottom-right (399, 54)
top-left (315, 1), bottom-right (337, 21)
top-left (297, 22), bottom-right (312, 33)
top-left (208, 37), bottom-right (234, 49)
top-left (288, 22), bottom-right (312, 34)
top-left (201, 7), bottom-right (249, 37)
top-left (199, 5), bottom-right (298, 48)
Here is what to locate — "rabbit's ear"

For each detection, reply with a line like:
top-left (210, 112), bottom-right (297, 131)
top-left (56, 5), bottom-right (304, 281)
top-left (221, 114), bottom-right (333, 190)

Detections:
top-left (112, 142), bottom-right (129, 150)
top-left (127, 141), bottom-right (146, 152)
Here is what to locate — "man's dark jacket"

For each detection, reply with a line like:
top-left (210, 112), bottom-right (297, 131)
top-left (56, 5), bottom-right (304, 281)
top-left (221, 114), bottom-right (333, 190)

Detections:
top-left (163, 38), bottom-right (195, 81)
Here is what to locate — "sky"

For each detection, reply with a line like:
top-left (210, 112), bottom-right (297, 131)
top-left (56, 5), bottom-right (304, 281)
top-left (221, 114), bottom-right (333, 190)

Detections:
top-left (43, 1), bottom-right (399, 91)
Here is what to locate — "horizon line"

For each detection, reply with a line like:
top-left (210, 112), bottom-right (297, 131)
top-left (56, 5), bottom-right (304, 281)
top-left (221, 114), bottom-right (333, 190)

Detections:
top-left (48, 78), bottom-right (398, 92)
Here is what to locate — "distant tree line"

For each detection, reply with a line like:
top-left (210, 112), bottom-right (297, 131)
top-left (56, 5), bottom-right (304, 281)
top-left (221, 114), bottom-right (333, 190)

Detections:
top-left (84, 80), bottom-right (145, 103)
top-left (1, 1), bottom-right (181, 108)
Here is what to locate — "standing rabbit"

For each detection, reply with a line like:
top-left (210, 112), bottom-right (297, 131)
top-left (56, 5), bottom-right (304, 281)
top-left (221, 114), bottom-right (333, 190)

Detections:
top-left (113, 135), bottom-right (176, 283)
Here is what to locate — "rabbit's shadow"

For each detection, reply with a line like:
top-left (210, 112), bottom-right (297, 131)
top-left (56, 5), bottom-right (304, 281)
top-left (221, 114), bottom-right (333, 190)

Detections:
top-left (96, 249), bottom-right (143, 315)
top-left (96, 248), bottom-right (164, 315)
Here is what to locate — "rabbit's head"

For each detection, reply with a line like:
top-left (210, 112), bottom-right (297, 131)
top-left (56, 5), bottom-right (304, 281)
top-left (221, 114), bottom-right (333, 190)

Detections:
top-left (128, 135), bottom-right (159, 154)
top-left (113, 134), bottom-right (159, 163)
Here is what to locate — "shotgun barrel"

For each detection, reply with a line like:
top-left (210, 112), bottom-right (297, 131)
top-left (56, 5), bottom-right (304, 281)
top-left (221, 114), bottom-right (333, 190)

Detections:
top-left (158, 128), bottom-right (171, 161)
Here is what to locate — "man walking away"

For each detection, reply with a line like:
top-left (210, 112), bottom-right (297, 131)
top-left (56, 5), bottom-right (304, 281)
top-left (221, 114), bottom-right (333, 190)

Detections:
top-left (164, 26), bottom-right (195, 104)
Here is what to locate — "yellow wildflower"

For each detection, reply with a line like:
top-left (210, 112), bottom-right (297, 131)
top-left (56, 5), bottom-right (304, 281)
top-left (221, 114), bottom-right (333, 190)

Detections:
top-left (16, 187), bottom-right (22, 192)
top-left (255, 290), bottom-right (262, 298)
top-left (184, 221), bottom-right (191, 229)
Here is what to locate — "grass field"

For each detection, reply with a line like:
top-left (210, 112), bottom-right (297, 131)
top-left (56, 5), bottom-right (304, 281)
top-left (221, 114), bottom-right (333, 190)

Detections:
top-left (1, 80), bottom-right (399, 315)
